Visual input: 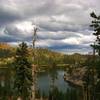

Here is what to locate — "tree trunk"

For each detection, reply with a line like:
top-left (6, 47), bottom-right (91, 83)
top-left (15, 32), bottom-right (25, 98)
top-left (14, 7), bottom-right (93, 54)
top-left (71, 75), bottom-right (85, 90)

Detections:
top-left (17, 96), bottom-right (23, 100)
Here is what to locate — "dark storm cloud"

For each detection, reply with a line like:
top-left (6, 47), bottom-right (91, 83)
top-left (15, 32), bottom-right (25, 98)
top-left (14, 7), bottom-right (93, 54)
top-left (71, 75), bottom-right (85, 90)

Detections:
top-left (38, 22), bottom-right (90, 32)
top-left (49, 44), bottom-right (90, 50)
top-left (0, 7), bottom-right (23, 26)
top-left (0, 35), bottom-right (20, 42)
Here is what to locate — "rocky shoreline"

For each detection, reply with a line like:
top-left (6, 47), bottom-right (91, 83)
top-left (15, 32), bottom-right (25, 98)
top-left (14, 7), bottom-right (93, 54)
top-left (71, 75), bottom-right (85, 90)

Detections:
top-left (63, 67), bottom-right (87, 87)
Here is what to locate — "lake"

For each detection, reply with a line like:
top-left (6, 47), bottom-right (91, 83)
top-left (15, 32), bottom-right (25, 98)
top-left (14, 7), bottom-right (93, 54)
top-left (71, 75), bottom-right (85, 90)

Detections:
top-left (37, 70), bottom-right (71, 95)
top-left (0, 67), bottom-right (82, 99)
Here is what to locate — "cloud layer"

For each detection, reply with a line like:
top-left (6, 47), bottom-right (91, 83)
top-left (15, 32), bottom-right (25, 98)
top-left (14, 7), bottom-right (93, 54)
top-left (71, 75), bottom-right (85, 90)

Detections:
top-left (0, 0), bottom-right (99, 54)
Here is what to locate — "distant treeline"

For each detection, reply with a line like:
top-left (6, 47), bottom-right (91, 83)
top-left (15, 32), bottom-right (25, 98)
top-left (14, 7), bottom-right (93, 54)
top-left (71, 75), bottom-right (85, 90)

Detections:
top-left (0, 43), bottom-right (92, 66)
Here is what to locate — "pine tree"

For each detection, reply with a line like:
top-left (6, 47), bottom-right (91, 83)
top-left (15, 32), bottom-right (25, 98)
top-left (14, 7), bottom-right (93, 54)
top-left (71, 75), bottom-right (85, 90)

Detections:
top-left (14, 42), bottom-right (33, 100)
top-left (90, 12), bottom-right (100, 56)
top-left (90, 12), bottom-right (100, 100)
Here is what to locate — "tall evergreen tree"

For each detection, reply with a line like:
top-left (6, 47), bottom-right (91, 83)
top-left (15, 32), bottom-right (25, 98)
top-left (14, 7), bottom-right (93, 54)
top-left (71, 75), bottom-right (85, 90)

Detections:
top-left (90, 12), bottom-right (100, 56)
top-left (14, 42), bottom-right (33, 100)
top-left (90, 12), bottom-right (100, 100)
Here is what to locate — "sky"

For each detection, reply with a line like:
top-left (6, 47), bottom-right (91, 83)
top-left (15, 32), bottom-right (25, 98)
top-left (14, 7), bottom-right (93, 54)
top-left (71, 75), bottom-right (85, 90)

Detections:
top-left (0, 0), bottom-right (100, 54)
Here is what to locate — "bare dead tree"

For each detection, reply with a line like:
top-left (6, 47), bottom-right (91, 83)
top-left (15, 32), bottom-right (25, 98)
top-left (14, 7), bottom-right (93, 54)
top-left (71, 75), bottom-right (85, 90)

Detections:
top-left (32, 26), bottom-right (38, 100)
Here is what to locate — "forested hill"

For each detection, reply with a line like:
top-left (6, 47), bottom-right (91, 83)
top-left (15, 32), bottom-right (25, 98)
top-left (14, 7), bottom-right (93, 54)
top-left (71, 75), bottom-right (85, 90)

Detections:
top-left (0, 43), bottom-right (11, 49)
top-left (30, 48), bottom-right (87, 66)
top-left (0, 43), bottom-right (15, 58)
top-left (0, 43), bottom-right (87, 65)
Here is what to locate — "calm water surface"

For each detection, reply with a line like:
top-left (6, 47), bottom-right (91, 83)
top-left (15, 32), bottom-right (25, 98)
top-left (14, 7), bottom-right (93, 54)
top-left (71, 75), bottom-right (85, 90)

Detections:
top-left (37, 70), bottom-right (71, 94)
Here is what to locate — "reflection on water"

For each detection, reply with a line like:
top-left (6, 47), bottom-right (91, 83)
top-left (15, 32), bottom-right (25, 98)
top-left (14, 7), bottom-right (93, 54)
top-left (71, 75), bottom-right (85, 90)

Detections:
top-left (36, 70), bottom-right (82, 100)
top-left (37, 70), bottom-right (70, 94)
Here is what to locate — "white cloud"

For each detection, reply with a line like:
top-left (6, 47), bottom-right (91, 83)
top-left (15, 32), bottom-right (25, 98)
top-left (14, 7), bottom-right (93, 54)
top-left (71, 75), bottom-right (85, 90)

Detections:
top-left (15, 21), bottom-right (33, 33)
top-left (0, 0), bottom-right (99, 53)
top-left (62, 37), bottom-right (80, 45)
